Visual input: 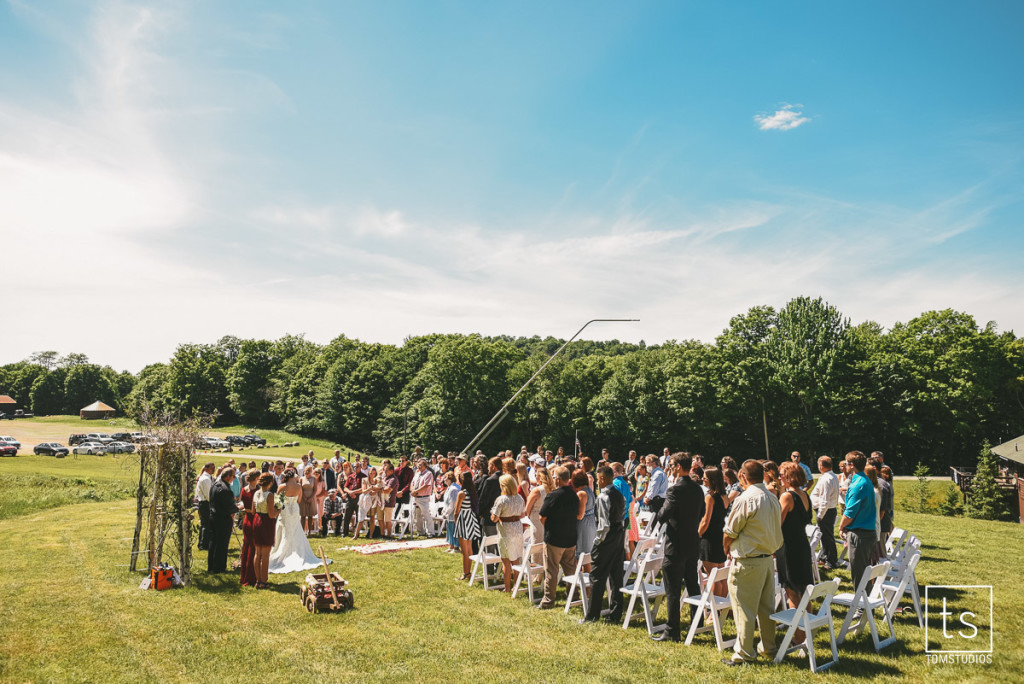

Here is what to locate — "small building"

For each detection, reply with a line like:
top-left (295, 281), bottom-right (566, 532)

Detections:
top-left (992, 434), bottom-right (1024, 524)
top-left (80, 400), bottom-right (116, 420)
top-left (0, 395), bottom-right (16, 416)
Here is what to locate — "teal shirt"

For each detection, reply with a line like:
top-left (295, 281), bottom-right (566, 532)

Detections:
top-left (612, 476), bottom-right (632, 522)
top-left (843, 472), bottom-right (876, 531)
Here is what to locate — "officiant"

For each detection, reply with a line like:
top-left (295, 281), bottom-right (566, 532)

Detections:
top-left (208, 467), bottom-right (238, 573)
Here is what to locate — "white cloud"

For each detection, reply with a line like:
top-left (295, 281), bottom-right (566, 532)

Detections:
top-left (754, 104), bottom-right (810, 131)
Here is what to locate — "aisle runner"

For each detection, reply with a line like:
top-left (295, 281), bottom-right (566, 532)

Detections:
top-left (341, 538), bottom-right (448, 555)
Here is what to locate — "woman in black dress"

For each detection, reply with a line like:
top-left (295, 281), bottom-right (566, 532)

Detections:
top-left (698, 467), bottom-right (730, 597)
top-left (779, 461), bottom-right (814, 640)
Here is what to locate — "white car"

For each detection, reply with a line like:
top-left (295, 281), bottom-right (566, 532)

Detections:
top-left (106, 441), bottom-right (136, 454)
top-left (73, 441), bottom-right (108, 456)
top-left (86, 433), bottom-right (114, 444)
top-left (201, 436), bottom-right (230, 449)
top-left (0, 436), bottom-right (21, 449)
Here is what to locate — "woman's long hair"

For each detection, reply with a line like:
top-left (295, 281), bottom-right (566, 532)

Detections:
top-left (460, 470), bottom-right (479, 515)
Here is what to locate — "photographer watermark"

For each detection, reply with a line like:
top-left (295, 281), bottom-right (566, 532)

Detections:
top-left (924, 585), bottom-right (993, 665)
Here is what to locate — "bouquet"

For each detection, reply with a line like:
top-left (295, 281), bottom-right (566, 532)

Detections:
top-left (275, 492), bottom-right (286, 510)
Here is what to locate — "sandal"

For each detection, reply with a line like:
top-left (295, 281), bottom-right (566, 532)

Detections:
top-left (459, 573), bottom-right (471, 581)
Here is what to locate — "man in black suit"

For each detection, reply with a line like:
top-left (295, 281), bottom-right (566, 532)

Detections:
top-left (477, 457), bottom-right (503, 539)
top-left (207, 468), bottom-right (238, 573)
top-left (652, 453), bottom-right (705, 642)
top-left (323, 463), bottom-right (337, 492)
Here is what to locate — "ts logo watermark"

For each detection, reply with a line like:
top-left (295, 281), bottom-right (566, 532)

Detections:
top-left (925, 585), bottom-right (993, 665)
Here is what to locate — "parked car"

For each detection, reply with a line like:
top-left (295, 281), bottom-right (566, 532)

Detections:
top-left (0, 444), bottom-right (17, 457)
top-left (106, 441), bottom-right (136, 454)
top-left (68, 434), bottom-right (89, 445)
top-left (73, 441), bottom-right (108, 456)
top-left (34, 442), bottom-right (70, 457)
top-left (0, 412), bottom-right (10, 420)
top-left (128, 432), bottom-right (145, 442)
top-left (111, 432), bottom-right (134, 442)
top-left (85, 433), bottom-right (114, 444)
top-left (0, 436), bottom-right (21, 450)
top-left (244, 434), bottom-right (267, 446)
top-left (224, 435), bottom-right (248, 446)
top-left (13, 409), bottom-right (33, 418)
top-left (199, 436), bottom-right (229, 449)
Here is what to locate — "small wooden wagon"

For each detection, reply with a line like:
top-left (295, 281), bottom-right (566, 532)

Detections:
top-left (299, 547), bottom-right (353, 613)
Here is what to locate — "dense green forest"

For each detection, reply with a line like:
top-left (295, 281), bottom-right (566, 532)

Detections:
top-left (3, 297), bottom-right (1022, 472)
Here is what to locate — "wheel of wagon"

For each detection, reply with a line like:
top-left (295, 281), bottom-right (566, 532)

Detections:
top-left (306, 595), bottom-right (316, 613)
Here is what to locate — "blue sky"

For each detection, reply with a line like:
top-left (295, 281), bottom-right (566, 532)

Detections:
top-left (2, 0), bottom-right (1022, 371)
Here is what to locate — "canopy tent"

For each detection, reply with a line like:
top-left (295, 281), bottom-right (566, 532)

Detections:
top-left (80, 400), bottom-right (116, 420)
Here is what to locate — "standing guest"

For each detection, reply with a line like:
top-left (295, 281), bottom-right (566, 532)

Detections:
top-left (644, 455), bottom-right (668, 514)
top-left (313, 468), bottom-right (327, 533)
top-left (864, 464), bottom-right (884, 564)
top-left (395, 456), bottom-right (414, 509)
top-left (380, 462), bottom-right (398, 538)
top-left (299, 466), bottom-right (317, 535)
top-left (341, 462), bottom-right (363, 537)
top-left (720, 456), bottom-right (738, 474)
top-left (538, 467), bottom-right (579, 610)
top-left (442, 472), bottom-right (461, 552)
top-left (252, 473), bottom-right (279, 589)
top-left (624, 450), bottom-right (641, 488)
top-left (491, 474), bottom-right (526, 592)
top-left (791, 452), bottom-right (814, 492)
top-left (652, 453), bottom-right (705, 643)
top-left (581, 456), bottom-right (596, 491)
top-left (433, 459), bottom-right (450, 501)
top-left (478, 457), bottom-right (503, 540)
top-left (762, 461), bottom-right (782, 498)
top-left (610, 462), bottom-right (633, 530)
top-left (410, 458), bottom-right (436, 537)
top-left (454, 453), bottom-right (471, 479)
top-left (573, 470), bottom-right (597, 560)
top-left (581, 466), bottom-right (626, 624)
top-left (195, 462), bottom-right (215, 551)
top-left (810, 456), bottom-right (839, 569)
top-left (724, 468), bottom-right (742, 505)
top-left (454, 471), bottom-right (481, 579)
top-left (837, 460), bottom-right (851, 515)
top-left (839, 451), bottom-right (877, 595)
top-left (207, 468), bottom-right (237, 574)
top-left (320, 488), bottom-right (344, 536)
top-left (698, 467), bottom-right (729, 597)
top-left (329, 449), bottom-right (343, 471)
top-left (870, 456), bottom-right (894, 541)
top-left (880, 465), bottom-right (895, 530)
top-left (722, 460), bottom-right (783, 666)
top-left (524, 466), bottom-right (553, 547)
top-left (323, 461), bottom-right (337, 493)
top-left (271, 461), bottom-right (285, 492)
top-left (239, 470), bottom-right (260, 587)
top-left (229, 461), bottom-right (242, 501)
top-left (515, 462), bottom-right (531, 500)
top-left (778, 462), bottom-right (814, 644)
top-left (352, 467), bottom-right (376, 540)
top-left (634, 464), bottom-right (650, 511)
top-left (661, 447), bottom-right (672, 469)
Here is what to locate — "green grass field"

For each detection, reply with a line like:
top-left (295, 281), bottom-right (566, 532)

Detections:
top-left (1, 444), bottom-right (1021, 682)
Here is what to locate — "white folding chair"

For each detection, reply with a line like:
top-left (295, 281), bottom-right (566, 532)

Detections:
top-left (392, 504), bottom-right (413, 540)
top-left (469, 534), bottom-right (503, 591)
top-left (511, 542), bottom-right (546, 604)
top-left (887, 535), bottom-right (920, 578)
top-left (807, 527), bottom-right (823, 584)
top-left (882, 549), bottom-right (923, 628)
top-left (834, 560), bottom-right (896, 651)
top-left (885, 527), bottom-right (908, 558)
top-left (620, 549), bottom-right (667, 635)
top-left (430, 500), bottom-right (447, 535)
top-left (683, 565), bottom-right (735, 650)
top-left (771, 578), bottom-right (841, 673)
top-left (562, 552), bottom-right (592, 615)
top-left (622, 537), bottom-right (656, 584)
top-left (636, 510), bottom-right (653, 536)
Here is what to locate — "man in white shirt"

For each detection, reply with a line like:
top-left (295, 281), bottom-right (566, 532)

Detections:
top-left (329, 449), bottom-right (343, 471)
top-left (194, 462), bottom-right (215, 551)
top-left (810, 455), bottom-right (840, 569)
top-left (410, 459), bottom-right (436, 537)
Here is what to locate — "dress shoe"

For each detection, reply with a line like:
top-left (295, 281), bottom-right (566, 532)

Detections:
top-left (721, 658), bottom-right (749, 667)
top-left (578, 617), bottom-right (598, 625)
top-left (537, 603), bottom-right (554, 610)
top-left (651, 632), bottom-right (680, 642)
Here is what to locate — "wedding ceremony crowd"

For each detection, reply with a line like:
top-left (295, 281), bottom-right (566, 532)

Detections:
top-left (193, 444), bottom-right (898, 667)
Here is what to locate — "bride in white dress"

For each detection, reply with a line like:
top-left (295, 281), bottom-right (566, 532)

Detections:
top-left (268, 468), bottom-right (331, 574)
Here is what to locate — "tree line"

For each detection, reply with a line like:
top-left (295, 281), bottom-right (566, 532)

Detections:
top-left (2, 297), bottom-right (1021, 473)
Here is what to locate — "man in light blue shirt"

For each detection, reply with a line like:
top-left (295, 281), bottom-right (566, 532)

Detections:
top-left (644, 454), bottom-right (669, 514)
top-left (791, 451), bottom-right (814, 492)
top-left (839, 451), bottom-right (877, 590)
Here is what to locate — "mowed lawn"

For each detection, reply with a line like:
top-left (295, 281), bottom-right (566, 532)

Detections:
top-left (1, 454), bottom-right (1023, 682)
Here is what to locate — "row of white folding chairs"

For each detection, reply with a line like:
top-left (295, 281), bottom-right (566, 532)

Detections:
top-left (390, 500), bottom-right (448, 540)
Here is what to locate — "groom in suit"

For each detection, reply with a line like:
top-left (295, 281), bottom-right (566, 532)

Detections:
top-left (652, 453), bottom-right (705, 642)
top-left (207, 468), bottom-right (237, 573)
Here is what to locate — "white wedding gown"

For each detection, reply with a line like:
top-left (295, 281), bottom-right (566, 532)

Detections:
top-left (268, 495), bottom-right (331, 574)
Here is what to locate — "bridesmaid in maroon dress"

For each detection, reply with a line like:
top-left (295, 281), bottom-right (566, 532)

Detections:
top-left (252, 473), bottom-right (280, 589)
top-left (239, 470), bottom-right (260, 587)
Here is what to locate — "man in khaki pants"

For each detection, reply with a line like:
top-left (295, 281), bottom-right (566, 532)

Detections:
top-left (537, 467), bottom-right (579, 609)
top-left (722, 460), bottom-right (783, 666)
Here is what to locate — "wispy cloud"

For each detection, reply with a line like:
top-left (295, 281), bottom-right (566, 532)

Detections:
top-left (754, 104), bottom-right (810, 131)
